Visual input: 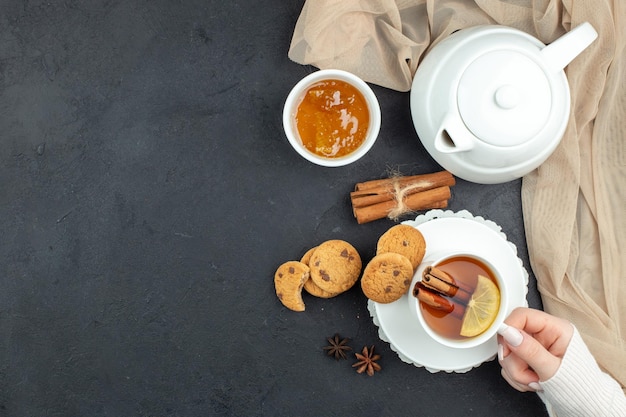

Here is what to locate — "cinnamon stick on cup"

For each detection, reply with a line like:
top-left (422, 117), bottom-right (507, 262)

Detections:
top-left (422, 266), bottom-right (472, 304)
top-left (413, 282), bottom-right (465, 319)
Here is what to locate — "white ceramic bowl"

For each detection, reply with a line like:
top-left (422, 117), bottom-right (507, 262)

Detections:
top-left (282, 69), bottom-right (381, 167)
top-left (411, 252), bottom-right (510, 349)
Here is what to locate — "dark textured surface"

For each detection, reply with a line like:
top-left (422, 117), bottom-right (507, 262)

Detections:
top-left (0, 2), bottom-right (548, 416)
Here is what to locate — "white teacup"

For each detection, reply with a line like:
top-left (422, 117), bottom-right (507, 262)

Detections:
top-left (410, 252), bottom-right (510, 349)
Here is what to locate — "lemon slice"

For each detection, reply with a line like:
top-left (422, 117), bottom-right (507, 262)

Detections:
top-left (460, 275), bottom-right (501, 337)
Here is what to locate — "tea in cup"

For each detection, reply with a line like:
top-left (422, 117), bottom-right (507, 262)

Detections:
top-left (411, 252), bottom-right (509, 349)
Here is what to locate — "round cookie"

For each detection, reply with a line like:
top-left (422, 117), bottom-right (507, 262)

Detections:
top-left (301, 247), bottom-right (339, 299)
top-left (376, 224), bottom-right (426, 270)
top-left (361, 252), bottom-right (414, 303)
top-left (309, 240), bottom-right (362, 294)
top-left (274, 261), bottom-right (310, 312)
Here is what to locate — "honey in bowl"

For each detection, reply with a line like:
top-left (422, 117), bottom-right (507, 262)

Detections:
top-left (295, 79), bottom-right (370, 158)
top-left (413, 255), bottom-right (501, 340)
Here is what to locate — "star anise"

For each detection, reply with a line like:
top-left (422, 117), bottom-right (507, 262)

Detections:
top-left (323, 334), bottom-right (352, 360)
top-left (352, 345), bottom-right (381, 376)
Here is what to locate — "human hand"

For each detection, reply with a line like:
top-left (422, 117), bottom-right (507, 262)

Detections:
top-left (497, 307), bottom-right (574, 392)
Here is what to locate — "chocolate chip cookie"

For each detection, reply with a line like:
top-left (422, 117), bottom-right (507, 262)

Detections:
top-left (309, 240), bottom-right (362, 294)
top-left (361, 252), bottom-right (414, 303)
top-left (376, 224), bottom-right (426, 270)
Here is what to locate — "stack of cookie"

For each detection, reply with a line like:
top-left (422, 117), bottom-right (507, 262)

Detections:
top-left (274, 225), bottom-right (426, 311)
top-left (360, 225), bottom-right (426, 304)
top-left (274, 240), bottom-right (362, 311)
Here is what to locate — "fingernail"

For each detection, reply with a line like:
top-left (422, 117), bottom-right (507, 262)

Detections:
top-left (498, 323), bottom-right (523, 347)
top-left (497, 344), bottom-right (504, 361)
top-left (528, 382), bottom-right (542, 392)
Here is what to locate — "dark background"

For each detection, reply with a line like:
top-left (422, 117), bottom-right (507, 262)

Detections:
top-left (0, 1), bottom-right (548, 416)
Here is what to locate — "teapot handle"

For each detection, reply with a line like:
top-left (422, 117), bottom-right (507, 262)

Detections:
top-left (434, 114), bottom-right (475, 154)
top-left (541, 22), bottom-right (598, 72)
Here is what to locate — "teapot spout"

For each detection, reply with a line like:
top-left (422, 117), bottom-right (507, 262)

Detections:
top-left (434, 115), bottom-right (475, 154)
top-left (541, 22), bottom-right (598, 72)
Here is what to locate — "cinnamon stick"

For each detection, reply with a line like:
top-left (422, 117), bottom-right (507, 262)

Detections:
top-left (353, 186), bottom-right (451, 224)
top-left (351, 171), bottom-right (455, 208)
top-left (413, 282), bottom-right (464, 319)
top-left (413, 282), bottom-right (453, 312)
top-left (354, 171), bottom-right (455, 192)
top-left (422, 266), bottom-right (472, 304)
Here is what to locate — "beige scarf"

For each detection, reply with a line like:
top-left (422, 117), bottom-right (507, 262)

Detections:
top-left (289, 0), bottom-right (626, 389)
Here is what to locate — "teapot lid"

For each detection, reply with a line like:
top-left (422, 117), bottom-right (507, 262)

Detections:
top-left (457, 50), bottom-right (552, 147)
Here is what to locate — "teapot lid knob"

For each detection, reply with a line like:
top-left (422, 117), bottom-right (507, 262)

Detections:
top-left (457, 50), bottom-right (554, 147)
top-left (494, 85), bottom-right (520, 109)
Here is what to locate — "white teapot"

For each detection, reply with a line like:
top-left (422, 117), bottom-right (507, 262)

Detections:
top-left (410, 23), bottom-right (597, 184)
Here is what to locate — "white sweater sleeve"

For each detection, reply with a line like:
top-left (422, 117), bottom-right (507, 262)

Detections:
top-left (536, 326), bottom-right (626, 417)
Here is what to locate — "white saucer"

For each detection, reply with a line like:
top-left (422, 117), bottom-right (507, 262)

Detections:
top-left (367, 209), bottom-right (529, 373)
